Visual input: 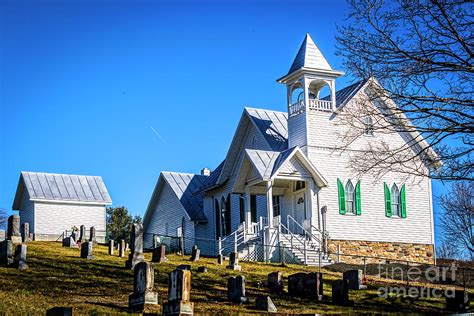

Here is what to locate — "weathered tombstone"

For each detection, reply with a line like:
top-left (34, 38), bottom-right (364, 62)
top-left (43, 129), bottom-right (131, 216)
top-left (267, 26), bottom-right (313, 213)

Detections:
top-left (163, 269), bottom-right (194, 316)
top-left (153, 235), bottom-right (160, 249)
top-left (14, 244), bottom-right (28, 269)
top-left (62, 236), bottom-right (78, 248)
top-left (79, 225), bottom-right (86, 242)
top-left (288, 273), bottom-right (306, 297)
top-left (125, 243), bottom-right (130, 251)
top-left (268, 271), bottom-right (284, 293)
top-left (119, 239), bottom-right (125, 258)
top-left (128, 261), bottom-right (159, 311)
top-left (197, 266), bottom-right (207, 273)
top-left (304, 272), bottom-right (323, 301)
top-left (7, 215), bottom-right (22, 243)
top-left (0, 240), bottom-right (13, 266)
top-left (190, 246), bottom-right (200, 262)
top-left (152, 244), bottom-right (168, 263)
top-left (226, 252), bottom-right (241, 271)
top-left (108, 239), bottom-right (114, 255)
top-left (227, 275), bottom-right (248, 303)
top-left (71, 230), bottom-right (78, 242)
top-left (217, 254), bottom-right (223, 265)
top-left (255, 296), bottom-right (277, 313)
top-left (46, 307), bottom-right (73, 316)
top-left (21, 222), bottom-right (30, 243)
top-left (343, 269), bottom-right (367, 290)
top-left (446, 290), bottom-right (470, 312)
top-left (332, 279), bottom-right (353, 306)
top-left (125, 224), bottom-right (144, 269)
top-left (89, 226), bottom-right (96, 242)
top-left (80, 241), bottom-right (93, 259)
top-left (177, 264), bottom-right (191, 271)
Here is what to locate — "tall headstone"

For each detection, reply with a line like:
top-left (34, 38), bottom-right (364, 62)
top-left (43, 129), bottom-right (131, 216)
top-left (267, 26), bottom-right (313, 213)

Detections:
top-left (255, 296), bottom-right (277, 312)
top-left (190, 245), bottom-right (200, 262)
top-left (446, 290), bottom-right (470, 312)
top-left (79, 225), bottom-right (86, 242)
top-left (152, 244), bottom-right (168, 263)
top-left (268, 271), bottom-right (284, 293)
top-left (332, 279), bottom-right (353, 306)
top-left (119, 239), bottom-right (125, 258)
top-left (304, 272), bottom-right (323, 301)
top-left (0, 240), bottom-right (13, 266)
top-left (226, 252), bottom-right (241, 271)
top-left (125, 224), bottom-right (144, 269)
top-left (7, 215), bottom-right (21, 243)
top-left (80, 242), bottom-right (93, 259)
top-left (21, 222), bottom-right (30, 243)
top-left (288, 273), bottom-right (306, 297)
top-left (128, 261), bottom-right (159, 311)
top-left (163, 269), bottom-right (194, 316)
top-left (227, 275), bottom-right (248, 303)
top-left (153, 235), bottom-right (160, 249)
top-left (108, 239), bottom-right (114, 255)
top-left (217, 255), bottom-right (223, 265)
top-left (14, 244), bottom-right (28, 269)
top-left (71, 230), bottom-right (78, 242)
top-left (62, 236), bottom-right (78, 248)
top-left (89, 226), bottom-right (96, 242)
top-left (343, 269), bottom-right (367, 290)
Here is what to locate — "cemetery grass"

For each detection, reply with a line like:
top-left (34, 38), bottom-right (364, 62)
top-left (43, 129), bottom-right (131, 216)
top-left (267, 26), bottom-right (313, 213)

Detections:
top-left (0, 242), bottom-right (470, 314)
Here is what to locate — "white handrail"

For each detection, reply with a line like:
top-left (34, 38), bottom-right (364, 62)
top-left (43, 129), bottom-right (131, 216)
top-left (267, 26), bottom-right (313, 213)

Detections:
top-left (286, 215), bottom-right (323, 245)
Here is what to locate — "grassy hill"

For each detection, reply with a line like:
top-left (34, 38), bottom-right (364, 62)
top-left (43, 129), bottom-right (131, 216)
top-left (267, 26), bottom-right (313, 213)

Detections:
top-left (0, 241), bottom-right (469, 314)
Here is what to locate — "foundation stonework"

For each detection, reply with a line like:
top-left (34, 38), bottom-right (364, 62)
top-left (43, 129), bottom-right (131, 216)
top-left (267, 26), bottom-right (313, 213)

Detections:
top-left (327, 239), bottom-right (435, 264)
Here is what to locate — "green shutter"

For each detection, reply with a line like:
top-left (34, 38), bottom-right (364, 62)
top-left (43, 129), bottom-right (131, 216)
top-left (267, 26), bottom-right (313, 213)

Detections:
top-left (355, 181), bottom-right (362, 215)
top-left (400, 184), bottom-right (407, 218)
top-left (337, 178), bottom-right (346, 215)
top-left (384, 182), bottom-right (392, 217)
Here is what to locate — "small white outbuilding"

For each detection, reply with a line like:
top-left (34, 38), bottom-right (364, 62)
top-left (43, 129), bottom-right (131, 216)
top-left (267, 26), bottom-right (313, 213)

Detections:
top-left (12, 171), bottom-right (112, 242)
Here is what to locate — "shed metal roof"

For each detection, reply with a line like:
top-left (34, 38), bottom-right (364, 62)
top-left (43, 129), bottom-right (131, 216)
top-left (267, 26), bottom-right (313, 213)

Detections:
top-left (13, 171), bottom-right (112, 209)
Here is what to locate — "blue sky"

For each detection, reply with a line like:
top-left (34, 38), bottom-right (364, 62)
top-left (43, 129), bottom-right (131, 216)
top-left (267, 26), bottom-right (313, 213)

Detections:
top-left (0, 0), bottom-right (446, 243)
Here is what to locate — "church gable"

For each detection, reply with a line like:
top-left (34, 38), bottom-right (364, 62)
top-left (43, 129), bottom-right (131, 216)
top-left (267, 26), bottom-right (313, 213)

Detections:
top-left (276, 156), bottom-right (311, 178)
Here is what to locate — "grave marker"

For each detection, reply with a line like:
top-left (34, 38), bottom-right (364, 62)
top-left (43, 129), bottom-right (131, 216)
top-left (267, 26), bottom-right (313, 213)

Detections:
top-left (227, 275), bottom-right (248, 303)
top-left (80, 242), bottom-right (93, 260)
top-left (21, 222), bottom-right (30, 243)
top-left (190, 246), bottom-right (200, 262)
top-left (163, 268), bottom-right (194, 315)
top-left (128, 261), bottom-right (159, 311)
top-left (125, 224), bottom-right (144, 269)
top-left (7, 215), bottom-right (21, 244)
top-left (343, 269), bottom-right (367, 290)
top-left (0, 240), bottom-right (13, 266)
top-left (304, 272), bottom-right (323, 301)
top-left (14, 244), bottom-right (28, 269)
top-left (332, 279), bottom-right (353, 306)
top-left (226, 252), bottom-right (241, 271)
top-left (119, 239), bottom-right (125, 258)
top-left (152, 244), bottom-right (168, 263)
top-left (108, 240), bottom-right (114, 255)
top-left (89, 226), bottom-right (96, 243)
top-left (267, 271), bottom-right (284, 293)
top-left (79, 225), bottom-right (86, 242)
top-left (255, 296), bottom-right (277, 313)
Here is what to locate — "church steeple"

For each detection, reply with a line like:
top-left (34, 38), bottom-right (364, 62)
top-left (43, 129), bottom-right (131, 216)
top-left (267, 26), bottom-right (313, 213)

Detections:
top-left (287, 33), bottom-right (333, 74)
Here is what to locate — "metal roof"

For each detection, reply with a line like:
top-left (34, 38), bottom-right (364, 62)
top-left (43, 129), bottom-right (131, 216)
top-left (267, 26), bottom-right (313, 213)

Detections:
top-left (288, 33), bottom-right (333, 74)
top-left (13, 171), bottom-right (112, 209)
top-left (197, 161), bottom-right (224, 192)
top-left (322, 79), bottom-right (368, 108)
top-left (161, 172), bottom-right (208, 221)
top-left (245, 107), bottom-right (288, 151)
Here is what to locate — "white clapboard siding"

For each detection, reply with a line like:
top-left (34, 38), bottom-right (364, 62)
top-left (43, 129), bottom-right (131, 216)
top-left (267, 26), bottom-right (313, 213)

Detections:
top-left (288, 113), bottom-right (307, 149)
top-left (19, 190), bottom-right (34, 234)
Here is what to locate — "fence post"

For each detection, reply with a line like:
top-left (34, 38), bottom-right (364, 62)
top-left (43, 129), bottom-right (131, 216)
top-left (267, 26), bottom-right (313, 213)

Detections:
top-left (234, 233), bottom-right (238, 253)
top-left (363, 257), bottom-right (367, 278)
top-left (304, 238), bottom-right (307, 265)
top-left (218, 237), bottom-right (222, 256)
top-left (318, 250), bottom-right (321, 272)
top-left (337, 242), bottom-right (341, 263)
top-left (406, 261), bottom-right (410, 286)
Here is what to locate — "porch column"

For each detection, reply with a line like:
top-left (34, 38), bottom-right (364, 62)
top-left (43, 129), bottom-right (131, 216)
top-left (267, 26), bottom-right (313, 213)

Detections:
top-left (245, 185), bottom-right (252, 229)
top-left (266, 180), bottom-right (274, 228)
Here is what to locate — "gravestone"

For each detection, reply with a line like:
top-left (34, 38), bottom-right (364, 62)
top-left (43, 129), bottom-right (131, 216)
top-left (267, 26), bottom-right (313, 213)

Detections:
top-left (190, 246), bottom-right (200, 262)
top-left (268, 271), bottom-right (284, 293)
top-left (163, 268), bottom-right (194, 316)
top-left (80, 242), bottom-right (93, 259)
top-left (62, 237), bottom-right (78, 248)
top-left (197, 266), bottom-right (207, 273)
top-left (71, 230), bottom-right (78, 242)
top-left (21, 222), bottom-right (30, 243)
top-left (79, 225), bottom-right (86, 242)
top-left (226, 252), bottom-right (241, 271)
top-left (446, 290), bottom-right (470, 312)
top-left (46, 307), bottom-right (73, 316)
top-left (304, 272), bottom-right (323, 301)
top-left (217, 255), bottom-right (223, 265)
top-left (128, 261), bottom-right (159, 311)
top-left (125, 224), bottom-right (144, 269)
top-left (119, 239), bottom-right (125, 258)
top-left (125, 243), bottom-right (129, 251)
top-left (7, 215), bottom-right (21, 243)
top-left (152, 244), bottom-right (168, 263)
top-left (14, 244), bottom-right (28, 269)
top-left (153, 235), bottom-right (160, 249)
top-left (89, 226), bottom-right (96, 243)
top-left (343, 269), bottom-right (367, 290)
top-left (288, 273), bottom-right (306, 297)
top-left (332, 279), bottom-right (353, 306)
top-left (0, 240), bottom-right (13, 266)
top-left (177, 264), bottom-right (191, 271)
top-left (108, 239), bottom-right (114, 255)
top-left (255, 296), bottom-right (277, 313)
top-left (227, 275), bottom-right (248, 303)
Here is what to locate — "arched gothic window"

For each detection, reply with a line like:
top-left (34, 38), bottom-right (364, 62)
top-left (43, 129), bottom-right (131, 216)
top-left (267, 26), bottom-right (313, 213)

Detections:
top-left (345, 180), bottom-right (356, 214)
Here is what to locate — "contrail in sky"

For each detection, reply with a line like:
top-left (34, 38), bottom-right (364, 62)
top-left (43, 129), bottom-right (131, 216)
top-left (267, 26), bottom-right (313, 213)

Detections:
top-left (149, 125), bottom-right (167, 144)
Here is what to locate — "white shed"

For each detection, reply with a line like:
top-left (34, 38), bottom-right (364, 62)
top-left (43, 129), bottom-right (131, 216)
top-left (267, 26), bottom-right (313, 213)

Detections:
top-left (12, 171), bottom-right (112, 243)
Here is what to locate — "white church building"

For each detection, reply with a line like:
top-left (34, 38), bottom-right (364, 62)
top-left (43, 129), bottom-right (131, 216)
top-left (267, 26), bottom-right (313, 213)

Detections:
top-left (143, 34), bottom-right (436, 265)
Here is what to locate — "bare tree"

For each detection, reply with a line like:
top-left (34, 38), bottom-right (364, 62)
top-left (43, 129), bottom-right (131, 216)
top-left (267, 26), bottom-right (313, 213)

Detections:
top-left (336, 0), bottom-right (473, 181)
top-left (440, 181), bottom-right (474, 260)
top-left (436, 239), bottom-right (459, 260)
top-left (0, 208), bottom-right (7, 230)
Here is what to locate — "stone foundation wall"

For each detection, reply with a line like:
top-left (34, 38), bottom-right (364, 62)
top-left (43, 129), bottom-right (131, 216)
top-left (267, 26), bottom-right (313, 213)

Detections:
top-left (327, 239), bottom-right (435, 264)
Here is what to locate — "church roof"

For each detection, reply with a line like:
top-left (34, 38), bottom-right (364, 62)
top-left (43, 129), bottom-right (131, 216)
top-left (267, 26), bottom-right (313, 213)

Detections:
top-left (245, 107), bottom-right (288, 151)
top-left (322, 78), bottom-right (369, 108)
top-left (13, 171), bottom-right (112, 209)
top-left (288, 33), bottom-right (333, 74)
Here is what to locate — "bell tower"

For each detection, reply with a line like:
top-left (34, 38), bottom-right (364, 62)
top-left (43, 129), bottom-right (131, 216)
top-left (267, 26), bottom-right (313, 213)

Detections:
top-left (277, 34), bottom-right (344, 151)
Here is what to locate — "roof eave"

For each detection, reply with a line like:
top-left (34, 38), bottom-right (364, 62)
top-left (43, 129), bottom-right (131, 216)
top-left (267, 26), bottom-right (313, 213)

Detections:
top-left (277, 67), bottom-right (345, 84)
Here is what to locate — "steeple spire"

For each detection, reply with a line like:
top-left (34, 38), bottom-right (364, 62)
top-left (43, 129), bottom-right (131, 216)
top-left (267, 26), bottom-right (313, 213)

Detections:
top-left (288, 33), bottom-right (333, 74)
